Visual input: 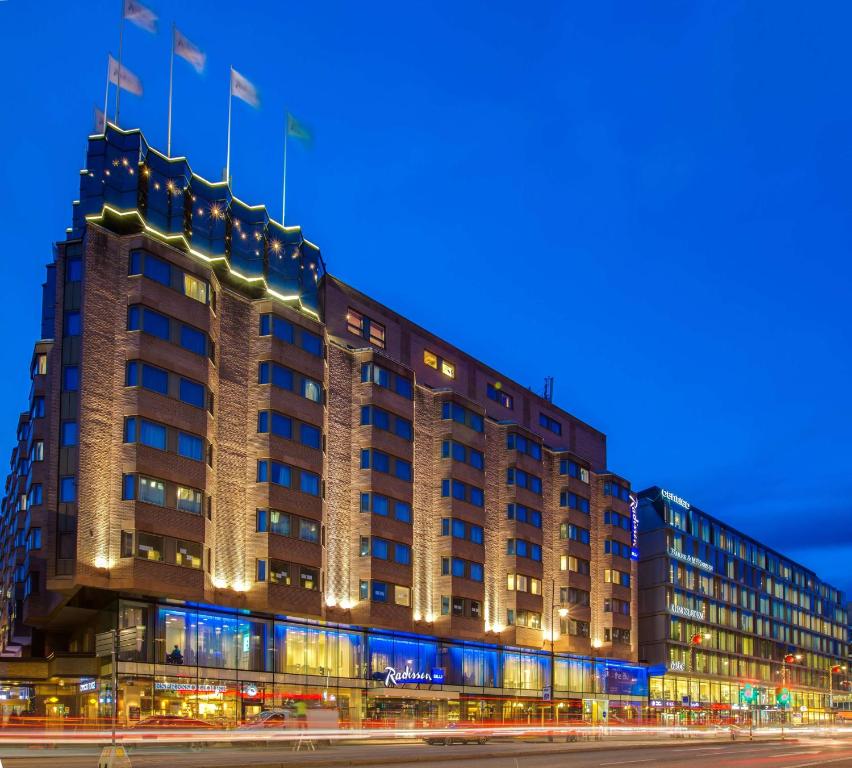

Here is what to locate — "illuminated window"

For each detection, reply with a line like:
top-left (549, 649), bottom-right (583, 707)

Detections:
top-left (424, 349), bottom-right (455, 378)
top-left (346, 307), bottom-right (386, 349)
top-left (183, 273), bottom-right (208, 304)
top-left (394, 585), bottom-right (411, 607)
top-left (175, 540), bottom-right (202, 569)
top-left (269, 560), bottom-right (291, 585)
top-left (507, 573), bottom-right (515, 590)
top-left (176, 486), bottom-right (202, 515)
top-left (299, 566), bottom-right (319, 591)
top-left (136, 532), bottom-right (163, 562)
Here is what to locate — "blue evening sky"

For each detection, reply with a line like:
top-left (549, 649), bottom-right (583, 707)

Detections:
top-left (0, 2), bottom-right (850, 593)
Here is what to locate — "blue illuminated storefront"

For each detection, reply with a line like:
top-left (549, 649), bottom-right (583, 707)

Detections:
top-left (102, 600), bottom-right (649, 726)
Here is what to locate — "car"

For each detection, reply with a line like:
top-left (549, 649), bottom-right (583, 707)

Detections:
top-left (132, 715), bottom-right (216, 729)
top-left (425, 724), bottom-right (490, 745)
top-left (241, 709), bottom-right (295, 729)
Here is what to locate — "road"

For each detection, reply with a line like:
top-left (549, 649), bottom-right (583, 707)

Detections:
top-left (2, 736), bottom-right (852, 767)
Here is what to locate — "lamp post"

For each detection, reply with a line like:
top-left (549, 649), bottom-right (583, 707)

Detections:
top-left (830, 664), bottom-right (846, 725)
top-left (549, 579), bottom-right (569, 725)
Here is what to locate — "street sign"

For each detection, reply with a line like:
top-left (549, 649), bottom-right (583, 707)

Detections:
top-left (95, 630), bottom-right (115, 658)
top-left (119, 626), bottom-right (145, 653)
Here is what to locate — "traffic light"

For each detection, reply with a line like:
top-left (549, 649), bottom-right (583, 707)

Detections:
top-left (775, 687), bottom-right (791, 706)
top-left (784, 654), bottom-right (796, 664)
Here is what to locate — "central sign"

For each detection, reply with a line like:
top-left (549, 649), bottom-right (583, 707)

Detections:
top-left (668, 547), bottom-right (714, 572)
top-left (661, 489), bottom-right (690, 510)
top-left (381, 666), bottom-right (445, 687)
top-left (669, 603), bottom-right (705, 621)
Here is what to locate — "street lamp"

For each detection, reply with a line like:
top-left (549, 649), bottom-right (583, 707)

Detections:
top-left (549, 579), bottom-right (569, 723)
top-left (830, 664), bottom-right (846, 722)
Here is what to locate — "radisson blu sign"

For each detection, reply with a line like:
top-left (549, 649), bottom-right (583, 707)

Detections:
top-left (378, 666), bottom-right (445, 688)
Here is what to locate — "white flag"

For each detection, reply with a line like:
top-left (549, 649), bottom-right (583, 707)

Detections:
top-left (230, 68), bottom-right (259, 107)
top-left (108, 54), bottom-right (143, 96)
top-left (94, 106), bottom-right (106, 134)
top-left (174, 27), bottom-right (205, 73)
top-left (124, 0), bottom-right (157, 32)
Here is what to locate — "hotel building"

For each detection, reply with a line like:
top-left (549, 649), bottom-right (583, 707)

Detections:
top-left (0, 124), bottom-right (646, 725)
top-left (637, 486), bottom-right (847, 725)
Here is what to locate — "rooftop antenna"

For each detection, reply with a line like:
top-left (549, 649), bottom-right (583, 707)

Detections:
top-left (543, 376), bottom-right (554, 403)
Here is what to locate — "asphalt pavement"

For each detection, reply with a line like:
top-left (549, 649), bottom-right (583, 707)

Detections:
top-left (2, 735), bottom-right (852, 768)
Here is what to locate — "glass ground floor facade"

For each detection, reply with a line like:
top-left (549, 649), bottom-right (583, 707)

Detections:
top-left (0, 598), bottom-right (648, 727)
top-left (649, 672), bottom-right (832, 726)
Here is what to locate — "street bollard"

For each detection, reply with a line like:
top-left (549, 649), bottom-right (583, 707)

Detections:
top-left (97, 745), bottom-right (132, 768)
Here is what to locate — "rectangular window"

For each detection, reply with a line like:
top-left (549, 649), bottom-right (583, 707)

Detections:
top-left (136, 532), bottom-right (164, 561)
top-left (176, 486), bottom-right (202, 515)
top-left (179, 378), bottom-right (205, 408)
top-left (269, 560), bottom-right (291, 586)
top-left (59, 476), bottom-right (76, 503)
top-left (299, 423), bottom-right (321, 449)
top-left (179, 324), bottom-right (207, 356)
top-left (394, 585), bottom-right (411, 606)
top-left (347, 307), bottom-right (386, 349)
top-left (183, 273), bottom-right (208, 304)
top-left (138, 476), bottom-right (165, 506)
top-left (63, 366), bottom-right (79, 392)
top-left (371, 580), bottom-right (388, 602)
top-left (300, 470), bottom-right (320, 496)
top-left (177, 432), bottom-right (203, 461)
top-left (64, 311), bottom-right (81, 337)
top-left (487, 383), bottom-right (513, 409)
top-left (298, 518), bottom-right (320, 543)
top-left (269, 509), bottom-right (291, 536)
top-left (539, 413), bottom-right (562, 436)
top-left (259, 313), bottom-right (294, 343)
top-left (299, 566), bottom-right (319, 591)
top-left (301, 329), bottom-right (323, 357)
top-left (441, 401), bottom-right (484, 432)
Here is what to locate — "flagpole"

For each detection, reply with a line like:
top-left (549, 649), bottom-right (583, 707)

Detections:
top-left (116, 0), bottom-right (125, 124)
top-left (225, 67), bottom-right (233, 184)
top-left (282, 114), bottom-right (288, 224)
top-left (167, 22), bottom-right (175, 156)
top-left (103, 55), bottom-right (111, 131)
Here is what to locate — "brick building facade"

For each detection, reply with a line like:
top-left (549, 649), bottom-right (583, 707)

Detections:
top-left (0, 124), bottom-right (645, 725)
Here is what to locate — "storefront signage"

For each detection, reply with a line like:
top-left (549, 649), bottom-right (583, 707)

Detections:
top-left (629, 494), bottom-right (639, 560)
top-left (604, 666), bottom-right (643, 696)
top-left (668, 660), bottom-right (686, 672)
top-left (661, 489), bottom-right (690, 510)
top-left (79, 679), bottom-right (98, 693)
top-left (381, 666), bottom-right (444, 687)
top-left (668, 548), bottom-right (713, 572)
top-left (669, 604), bottom-right (705, 621)
top-left (650, 699), bottom-right (676, 708)
top-left (153, 682), bottom-right (228, 694)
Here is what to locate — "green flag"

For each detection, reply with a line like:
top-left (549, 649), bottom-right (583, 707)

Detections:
top-left (287, 112), bottom-right (313, 146)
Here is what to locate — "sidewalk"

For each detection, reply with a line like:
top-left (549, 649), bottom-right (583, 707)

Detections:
top-left (179, 733), bottom-right (794, 768)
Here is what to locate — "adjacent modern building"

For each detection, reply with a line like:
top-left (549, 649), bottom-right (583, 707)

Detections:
top-left (0, 124), bottom-right (647, 726)
top-left (637, 486), bottom-right (847, 725)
